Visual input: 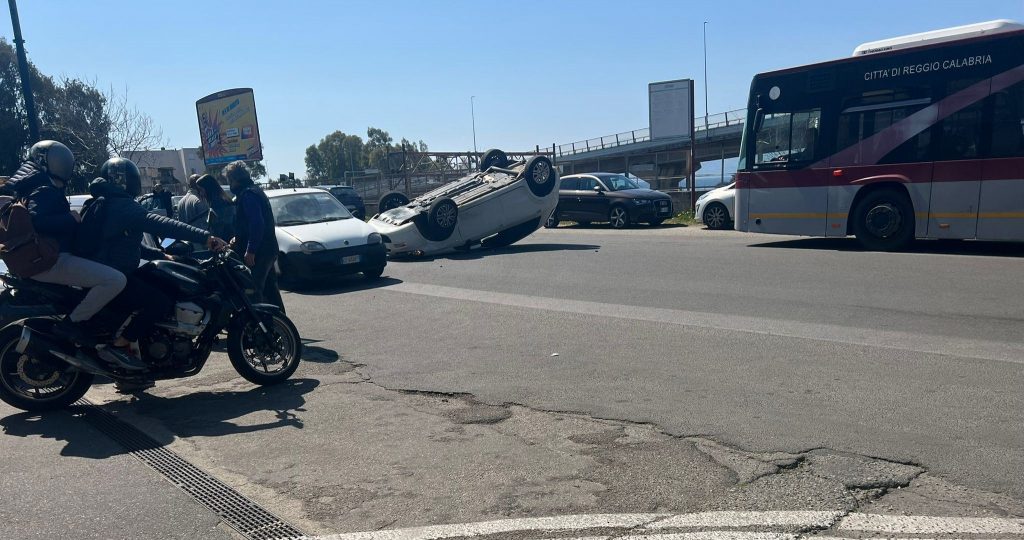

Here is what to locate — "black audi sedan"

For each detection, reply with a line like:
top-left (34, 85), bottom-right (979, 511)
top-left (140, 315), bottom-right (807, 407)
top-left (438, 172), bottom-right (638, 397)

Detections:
top-left (546, 173), bottom-right (672, 228)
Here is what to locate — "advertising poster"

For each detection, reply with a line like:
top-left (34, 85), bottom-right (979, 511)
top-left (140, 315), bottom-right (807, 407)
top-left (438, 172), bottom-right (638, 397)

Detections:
top-left (196, 88), bottom-right (263, 166)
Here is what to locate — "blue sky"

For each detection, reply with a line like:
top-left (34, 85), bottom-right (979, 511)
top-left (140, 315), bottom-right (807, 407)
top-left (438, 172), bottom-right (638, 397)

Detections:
top-left (4, 0), bottom-right (1022, 179)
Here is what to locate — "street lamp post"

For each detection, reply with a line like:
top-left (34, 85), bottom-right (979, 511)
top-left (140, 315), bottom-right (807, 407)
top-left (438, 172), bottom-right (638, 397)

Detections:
top-left (8, 0), bottom-right (39, 141)
top-left (471, 96), bottom-right (478, 155)
top-left (703, 21), bottom-right (709, 133)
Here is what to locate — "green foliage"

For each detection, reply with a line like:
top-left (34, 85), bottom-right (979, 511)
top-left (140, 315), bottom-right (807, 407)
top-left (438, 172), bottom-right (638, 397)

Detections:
top-left (304, 130), bottom-right (365, 182)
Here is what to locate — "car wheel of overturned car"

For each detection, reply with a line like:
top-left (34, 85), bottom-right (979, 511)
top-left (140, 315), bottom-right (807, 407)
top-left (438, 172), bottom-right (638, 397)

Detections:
top-left (608, 205), bottom-right (630, 229)
top-left (522, 156), bottom-right (556, 197)
top-left (480, 149), bottom-right (509, 172)
top-left (702, 202), bottom-right (731, 230)
top-left (378, 191), bottom-right (410, 212)
top-left (422, 197), bottom-right (458, 241)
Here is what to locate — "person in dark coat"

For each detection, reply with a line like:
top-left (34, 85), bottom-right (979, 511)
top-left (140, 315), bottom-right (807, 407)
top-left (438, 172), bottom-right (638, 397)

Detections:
top-left (2, 141), bottom-right (126, 345)
top-left (196, 174), bottom-right (236, 240)
top-left (83, 158), bottom-right (227, 365)
top-left (223, 160), bottom-right (283, 312)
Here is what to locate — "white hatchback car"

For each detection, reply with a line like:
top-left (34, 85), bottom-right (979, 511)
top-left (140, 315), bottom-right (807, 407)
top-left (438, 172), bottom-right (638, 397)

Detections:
top-left (695, 182), bottom-right (736, 230)
top-left (267, 188), bottom-right (387, 282)
top-left (369, 150), bottom-right (558, 256)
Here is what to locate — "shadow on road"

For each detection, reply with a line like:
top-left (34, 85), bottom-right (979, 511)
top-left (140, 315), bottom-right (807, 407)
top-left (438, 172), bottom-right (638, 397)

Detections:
top-left (750, 237), bottom-right (1024, 257)
top-left (302, 345), bottom-right (340, 364)
top-left (554, 222), bottom-right (688, 230)
top-left (286, 276), bottom-right (403, 296)
top-left (388, 243), bottom-right (602, 263)
top-left (0, 378), bottom-right (319, 459)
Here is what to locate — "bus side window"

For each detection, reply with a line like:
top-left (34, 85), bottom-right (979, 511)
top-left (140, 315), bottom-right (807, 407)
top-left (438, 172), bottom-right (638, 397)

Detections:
top-left (990, 81), bottom-right (1024, 158)
top-left (934, 77), bottom-right (987, 161)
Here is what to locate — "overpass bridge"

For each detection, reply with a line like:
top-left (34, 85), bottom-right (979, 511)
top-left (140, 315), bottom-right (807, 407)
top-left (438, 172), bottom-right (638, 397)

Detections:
top-left (552, 108), bottom-right (746, 190)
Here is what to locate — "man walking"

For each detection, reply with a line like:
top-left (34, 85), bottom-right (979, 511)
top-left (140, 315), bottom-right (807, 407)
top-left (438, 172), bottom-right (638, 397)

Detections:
top-left (223, 161), bottom-right (283, 312)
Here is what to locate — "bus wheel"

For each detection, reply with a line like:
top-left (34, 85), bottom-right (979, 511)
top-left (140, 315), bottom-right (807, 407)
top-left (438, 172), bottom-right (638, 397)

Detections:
top-left (851, 188), bottom-right (914, 251)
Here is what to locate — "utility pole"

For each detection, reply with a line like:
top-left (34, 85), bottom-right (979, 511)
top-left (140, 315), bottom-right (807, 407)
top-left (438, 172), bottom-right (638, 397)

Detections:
top-left (470, 96), bottom-right (478, 155)
top-left (8, 0), bottom-right (39, 141)
top-left (703, 21), bottom-right (710, 134)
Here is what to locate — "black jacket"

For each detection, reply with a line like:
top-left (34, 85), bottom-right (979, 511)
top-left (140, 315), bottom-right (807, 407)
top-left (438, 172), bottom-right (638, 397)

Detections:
top-left (3, 162), bottom-right (77, 252)
top-left (86, 179), bottom-right (210, 275)
top-left (232, 184), bottom-right (278, 257)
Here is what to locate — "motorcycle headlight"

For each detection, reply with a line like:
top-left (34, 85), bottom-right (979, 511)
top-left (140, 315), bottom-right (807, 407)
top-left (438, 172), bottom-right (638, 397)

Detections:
top-left (367, 232), bottom-right (382, 245)
top-left (300, 241), bottom-right (326, 254)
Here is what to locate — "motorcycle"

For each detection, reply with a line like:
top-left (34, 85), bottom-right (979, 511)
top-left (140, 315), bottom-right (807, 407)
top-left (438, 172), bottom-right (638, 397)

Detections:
top-left (0, 244), bottom-right (303, 412)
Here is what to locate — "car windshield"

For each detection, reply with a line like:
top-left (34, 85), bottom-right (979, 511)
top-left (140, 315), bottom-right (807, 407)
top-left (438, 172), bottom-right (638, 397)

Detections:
top-left (601, 175), bottom-right (641, 191)
top-left (270, 192), bottom-right (353, 226)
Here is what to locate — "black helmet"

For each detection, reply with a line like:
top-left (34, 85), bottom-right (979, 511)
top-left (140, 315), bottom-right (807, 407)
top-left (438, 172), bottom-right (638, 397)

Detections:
top-left (99, 157), bottom-right (142, 197)
top-left (28, 140), bottom-right (75, 182)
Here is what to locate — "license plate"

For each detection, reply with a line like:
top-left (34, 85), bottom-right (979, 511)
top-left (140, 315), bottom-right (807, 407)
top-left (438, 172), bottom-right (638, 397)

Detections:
top-left (342, 255), bottom-right (361, 264)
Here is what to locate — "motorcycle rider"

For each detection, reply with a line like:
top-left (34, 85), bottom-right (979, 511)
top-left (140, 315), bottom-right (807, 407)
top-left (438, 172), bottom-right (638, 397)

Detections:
top-left (81, 157), bottom-right (227, 371)
top-left (1, 141), bottom-right (127, 343)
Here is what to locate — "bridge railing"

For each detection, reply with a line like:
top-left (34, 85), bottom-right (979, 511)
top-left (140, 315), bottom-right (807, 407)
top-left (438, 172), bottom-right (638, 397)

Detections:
top-left (555, 107), bottom-right (746, 158)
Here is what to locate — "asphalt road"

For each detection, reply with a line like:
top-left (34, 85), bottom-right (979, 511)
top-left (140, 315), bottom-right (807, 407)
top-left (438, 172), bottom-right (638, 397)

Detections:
top-left (2, 224), bottom-right (1022, 539)
top-left (290, 225), bottom-right (1024, 497)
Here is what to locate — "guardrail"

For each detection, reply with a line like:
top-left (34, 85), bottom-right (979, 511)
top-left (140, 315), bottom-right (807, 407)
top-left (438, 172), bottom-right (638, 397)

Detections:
top-left (555, 108), bottom-right (746, 158)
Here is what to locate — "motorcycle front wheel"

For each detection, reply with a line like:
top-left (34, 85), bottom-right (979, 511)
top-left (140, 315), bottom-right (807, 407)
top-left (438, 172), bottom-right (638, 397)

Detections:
top-left (226, 311), bottom-right (302, 385)
top-left (0, 325), bottom-right (94, 412)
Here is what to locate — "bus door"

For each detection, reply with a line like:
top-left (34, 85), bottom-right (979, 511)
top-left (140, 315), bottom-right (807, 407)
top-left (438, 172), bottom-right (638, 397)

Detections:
top-left (977, 80), bottom-right (1024, 240)
top-left (927, 79), bottom-right (990, 239)
top-left (746, 108), bottom-right (831, 236)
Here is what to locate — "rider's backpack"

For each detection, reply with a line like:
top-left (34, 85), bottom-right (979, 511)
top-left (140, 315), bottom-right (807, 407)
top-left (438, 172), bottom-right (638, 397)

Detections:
top-left (0, 196), bottom-right (59, 278)
top-left (73, 196), bottom-right (108, 257)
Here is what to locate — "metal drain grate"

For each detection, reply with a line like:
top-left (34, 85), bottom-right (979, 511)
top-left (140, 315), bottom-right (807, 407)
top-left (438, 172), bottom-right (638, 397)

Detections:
top-left (75, 398), bottom-right (306, 540)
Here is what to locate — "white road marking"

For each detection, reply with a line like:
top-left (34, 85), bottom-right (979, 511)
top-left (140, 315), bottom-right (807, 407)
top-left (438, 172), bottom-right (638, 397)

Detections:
top-left (301, 514), bottom-right (668, 540)
top-left (387, 282), bottom-right (1024, 365)
top-left (647, 511), bottom-right (842, 529)
top-left (837, 513), bottom-right (1024, 534)
top-left (623, 534), bottom-right (796, 540)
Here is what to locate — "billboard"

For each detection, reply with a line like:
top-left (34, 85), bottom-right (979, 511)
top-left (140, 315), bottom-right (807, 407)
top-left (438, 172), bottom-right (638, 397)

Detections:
top-left (196, 88), bottom-right (263, 166)
top-left (648, 79), bottom-right (693, 140)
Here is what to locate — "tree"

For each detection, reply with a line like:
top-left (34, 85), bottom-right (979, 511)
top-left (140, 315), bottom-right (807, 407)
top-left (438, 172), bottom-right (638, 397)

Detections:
top-left (36, 76), bottom-right (110, 192)
top-left (364, 127), bottom-right (393, 170)
top-left (106, 86), bottom-right (167, 167)
top-left (304, 131), bottom-right (365, 182)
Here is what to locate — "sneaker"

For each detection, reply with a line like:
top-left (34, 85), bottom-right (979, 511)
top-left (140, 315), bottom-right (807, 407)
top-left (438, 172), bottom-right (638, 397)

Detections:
top-left (96, 344), bottom-right (147, 371)
top-left (114, 380), bottom-right (155, 394)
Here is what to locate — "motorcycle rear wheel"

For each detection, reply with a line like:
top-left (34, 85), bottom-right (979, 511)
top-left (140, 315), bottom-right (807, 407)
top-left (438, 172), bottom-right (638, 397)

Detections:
top-left (0, 325), bottom-right (94, 412)
top-left (227, 312), bottom-right (302, 385)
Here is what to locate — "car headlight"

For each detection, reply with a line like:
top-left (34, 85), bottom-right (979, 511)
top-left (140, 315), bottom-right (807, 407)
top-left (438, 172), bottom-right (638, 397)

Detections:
top-left (367, 232), bottom-right (382, 245)
top-left (300, 241), bottom-right (326, 254)
top-left (632, 199), bottom-right (651, 205)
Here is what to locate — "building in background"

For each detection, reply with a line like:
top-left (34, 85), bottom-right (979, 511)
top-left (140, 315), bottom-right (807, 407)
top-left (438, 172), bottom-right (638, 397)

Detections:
top-left (129, 148), bottom-right (205, 194)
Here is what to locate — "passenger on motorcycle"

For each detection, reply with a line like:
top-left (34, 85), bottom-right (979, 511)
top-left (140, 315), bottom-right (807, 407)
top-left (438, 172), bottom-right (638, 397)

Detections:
top-left (1, 141), bottom-right (127, 345)
top-left (79, 158), bottom-right (228, 370)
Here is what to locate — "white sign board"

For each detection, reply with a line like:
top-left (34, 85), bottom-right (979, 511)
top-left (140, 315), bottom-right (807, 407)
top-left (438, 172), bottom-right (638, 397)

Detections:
top-left (649, 79), bottom-right (693, 140)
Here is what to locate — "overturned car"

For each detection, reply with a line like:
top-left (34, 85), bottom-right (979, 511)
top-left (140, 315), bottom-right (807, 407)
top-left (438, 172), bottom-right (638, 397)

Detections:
top-left (369, 150), bottom-right (558, 256)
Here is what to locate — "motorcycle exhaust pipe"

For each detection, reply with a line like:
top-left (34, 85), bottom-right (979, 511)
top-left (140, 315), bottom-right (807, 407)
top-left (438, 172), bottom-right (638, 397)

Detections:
top-left (15, 326), bottom-right (110, 376)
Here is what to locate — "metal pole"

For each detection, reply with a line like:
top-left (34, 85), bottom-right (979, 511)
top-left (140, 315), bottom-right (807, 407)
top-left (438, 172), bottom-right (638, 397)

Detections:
top-left (470, 96), bottom-right (478, 154)
top-left (703, 21), bottom-right (710, 134)
top-left (8, 0), bottom-right (39, 141)
top-left (689, 79), bottom-right (697, 212)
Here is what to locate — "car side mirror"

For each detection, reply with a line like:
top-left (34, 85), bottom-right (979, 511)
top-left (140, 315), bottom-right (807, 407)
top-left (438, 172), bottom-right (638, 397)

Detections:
top-left (592, 185), bottom-right (604, 193)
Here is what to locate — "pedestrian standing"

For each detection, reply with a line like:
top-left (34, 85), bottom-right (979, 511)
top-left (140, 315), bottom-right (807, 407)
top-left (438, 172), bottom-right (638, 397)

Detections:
top-left (223, 161), bottom-right (283, 312)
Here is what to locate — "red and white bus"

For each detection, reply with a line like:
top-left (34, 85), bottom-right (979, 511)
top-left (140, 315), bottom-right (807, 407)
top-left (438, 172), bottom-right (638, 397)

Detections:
top-left (734, 20), bottom-right (1024, 250)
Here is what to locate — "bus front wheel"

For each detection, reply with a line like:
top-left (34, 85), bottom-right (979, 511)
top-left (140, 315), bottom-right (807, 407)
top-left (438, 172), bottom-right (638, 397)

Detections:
top-left (851, 188), bottom-right (914, 251)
